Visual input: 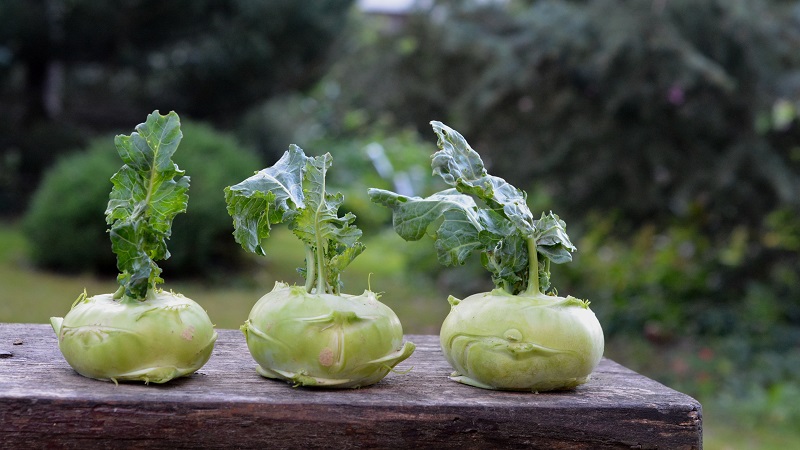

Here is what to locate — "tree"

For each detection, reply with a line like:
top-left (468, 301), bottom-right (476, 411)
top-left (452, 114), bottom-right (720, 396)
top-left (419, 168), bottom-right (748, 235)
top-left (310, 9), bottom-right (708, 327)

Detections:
top-left (0, 0), bottom-right (355, 214)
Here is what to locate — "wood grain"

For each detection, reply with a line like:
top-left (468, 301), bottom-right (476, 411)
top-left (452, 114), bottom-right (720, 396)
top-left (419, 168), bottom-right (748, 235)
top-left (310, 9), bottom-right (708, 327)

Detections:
top-left (0, 323), bottom-right (702, 449)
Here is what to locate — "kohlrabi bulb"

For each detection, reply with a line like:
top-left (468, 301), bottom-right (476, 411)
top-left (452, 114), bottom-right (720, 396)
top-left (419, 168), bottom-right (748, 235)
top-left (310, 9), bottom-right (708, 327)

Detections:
top-left (440, 289), bottom-right (604, 392)
top-left (51, 290), bottom-right (217, 384)
top-left (241, 282), bottom-right (415, 388)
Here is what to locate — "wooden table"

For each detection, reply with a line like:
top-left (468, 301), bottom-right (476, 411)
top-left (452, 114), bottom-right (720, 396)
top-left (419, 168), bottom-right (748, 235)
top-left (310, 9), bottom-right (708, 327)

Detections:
top-left (1, 323), bottom-right (702, 449)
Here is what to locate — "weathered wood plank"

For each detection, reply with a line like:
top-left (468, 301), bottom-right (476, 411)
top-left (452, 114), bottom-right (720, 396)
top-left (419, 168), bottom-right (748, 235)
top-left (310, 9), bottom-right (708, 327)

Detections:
top-left (0, 323), bottom-right (702, 449)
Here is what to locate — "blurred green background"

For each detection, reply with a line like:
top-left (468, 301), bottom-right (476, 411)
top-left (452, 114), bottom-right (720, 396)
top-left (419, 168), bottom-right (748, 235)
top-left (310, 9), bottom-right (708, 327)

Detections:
top-left (2, 1), bottom-right (800, 448)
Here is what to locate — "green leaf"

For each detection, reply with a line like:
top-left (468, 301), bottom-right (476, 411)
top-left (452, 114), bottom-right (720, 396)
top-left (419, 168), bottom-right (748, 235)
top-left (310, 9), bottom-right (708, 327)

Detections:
top-left (224, 145), bottom-right (308, 255)
top-left (327, 241), bottom-right (366, 292)
top-left (433, 209), bottom-right (483, 266)
top-left (293, 153), bottom-right (364, 293)
top-left (368, 188), bottom-right (479, 238)
top-left (292, 154), bottom-right (362, 249)
top-left (480, 231), bottom-right (530, 293)
top-left (533, 212), bottom-right (576, 264)
top-left (430, 121), bottom-right (535, 236)
top-left (105, 111), bottom-right (189, 300)
top-left (368, 188), bottom-right (488, 265)
top-left (226, 148), bottom-right (364, 295)
top-left (370, 122), bottom-right (577, 296)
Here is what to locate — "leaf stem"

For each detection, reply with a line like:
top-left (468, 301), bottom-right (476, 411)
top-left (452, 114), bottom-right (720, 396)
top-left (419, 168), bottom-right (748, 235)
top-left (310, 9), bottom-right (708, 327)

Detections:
top-left (314, 167), bottom-right (328, 295)
top-left (315, 242), bottom-right (326, 294)
top-left (304, 245), bottom-right (316, 293)
top-left (525, 237), bottom-right (540, 295)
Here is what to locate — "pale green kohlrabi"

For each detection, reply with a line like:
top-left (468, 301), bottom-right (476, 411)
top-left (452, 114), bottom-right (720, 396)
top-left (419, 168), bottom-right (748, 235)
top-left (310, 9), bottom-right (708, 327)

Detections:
top-left (50, 111), bottom-right (217, 384)
top-left (225, 146), bottom-right (414, 388)
top-left (369, 121), bottom-right (604, 392)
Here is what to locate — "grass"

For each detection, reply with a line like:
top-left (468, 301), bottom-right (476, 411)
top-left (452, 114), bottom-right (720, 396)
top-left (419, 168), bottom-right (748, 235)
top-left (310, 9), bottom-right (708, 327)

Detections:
top-left (4, 221), bottom-right (800, 448)
top-left (703, 419), bottom-right (800, 450)
top-left (0, 221), bottom-right (448, 333)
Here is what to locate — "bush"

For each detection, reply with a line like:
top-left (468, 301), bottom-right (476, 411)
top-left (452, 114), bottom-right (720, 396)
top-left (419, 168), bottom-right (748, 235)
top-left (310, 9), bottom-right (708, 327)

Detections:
top-left (551, 211), bottom-right (800, 402)
top-left (23, 120), bottom-right (262, 277)
top-left (21, 140), bottom-right (118, 273)
top-left (554, 210), bottom-right (800, 336)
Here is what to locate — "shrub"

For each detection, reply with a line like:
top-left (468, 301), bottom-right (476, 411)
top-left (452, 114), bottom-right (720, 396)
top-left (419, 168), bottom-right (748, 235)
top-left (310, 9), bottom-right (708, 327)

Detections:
top-left (552, 211), bottom-right (800, 403)
top-left (22, 139), bottom-right (117, 273)
top-left (23, 119), bottom-right (261, 277)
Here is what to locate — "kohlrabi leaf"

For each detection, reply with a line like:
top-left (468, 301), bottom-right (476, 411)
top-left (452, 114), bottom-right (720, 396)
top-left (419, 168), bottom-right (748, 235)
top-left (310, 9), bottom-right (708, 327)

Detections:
top-left (327, 241), bottom-right (366, 292)
top-left (106, 110), bottom-right (189, 300)
top-left (226, 147), bottom-right (364, 295)
top-left (292, 154), bottom-right (362, 249)
top-left (293, 153), bottom-right (364, 293)
top-left (368, 188), bottom-right (486, 266)
top-left (367, 188), bottom-right (478, 239)
top-left (224, 145), bottom-right (308, 255)
top-left (370, 121), bottom-right (577, 296)
top-left (430, 121), bottom-right (535, 236)
top-left (432, 209), bottom-right (483, 266)
top-left (480, 231), bottom-right (530, 293)
top-left (533, 212), bottom-right (576, 264)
